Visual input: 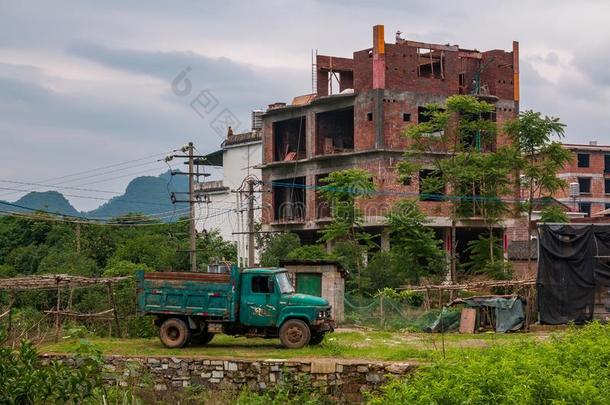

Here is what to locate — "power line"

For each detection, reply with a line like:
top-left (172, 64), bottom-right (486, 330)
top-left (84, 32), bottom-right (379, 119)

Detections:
top-left (40, 151), bottom-right (173, 183)
top-left (0, 151), bottom-right (174, 199)
top-left (0, 180), bottom-right (120, 195)
top-left (0, 185), bottom-right (178, 207)
top-left (0, 206), bottom-right (236, 227)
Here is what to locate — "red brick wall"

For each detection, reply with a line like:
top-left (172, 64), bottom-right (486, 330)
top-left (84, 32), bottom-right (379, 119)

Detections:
top-left (555, 148), bottom-right (610, 215)
top-left (353, 93), bottom-right (376, 150)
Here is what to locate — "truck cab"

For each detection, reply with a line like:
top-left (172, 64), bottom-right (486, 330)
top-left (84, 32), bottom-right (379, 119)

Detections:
top-left (137, 267), bottom-right (334, 349)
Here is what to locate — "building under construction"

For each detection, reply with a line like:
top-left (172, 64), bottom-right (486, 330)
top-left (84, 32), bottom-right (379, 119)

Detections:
top-left (260, 25), bottom-right (523, 258)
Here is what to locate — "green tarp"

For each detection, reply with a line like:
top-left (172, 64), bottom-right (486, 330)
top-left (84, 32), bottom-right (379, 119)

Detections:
top-left (462, 297), bottom-right (525, 333)
top-left (426, 297), bottom-right (525, 333)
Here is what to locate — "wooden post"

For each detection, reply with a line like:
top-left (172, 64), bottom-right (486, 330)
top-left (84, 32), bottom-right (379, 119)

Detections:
top-left (68, 286), bottom-right (74, 311)
top-left (54, 280), bottom-right (61, 343)
top-left (7, 290), bottom-right (14, 343)
top-left (379, 295), bottom-right (385, 330)
top-left (107, 282), bottom-right (122, 338)
top-left (424, 288), bottom-right (430, 311)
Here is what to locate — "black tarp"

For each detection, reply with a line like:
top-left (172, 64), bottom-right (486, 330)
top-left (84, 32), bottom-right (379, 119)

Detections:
top-left (538, 224), bottom-right (610, 324)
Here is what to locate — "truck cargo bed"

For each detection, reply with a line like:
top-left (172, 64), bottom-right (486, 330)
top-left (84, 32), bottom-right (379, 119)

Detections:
top-left (137, 271), bottom-right (236, 321)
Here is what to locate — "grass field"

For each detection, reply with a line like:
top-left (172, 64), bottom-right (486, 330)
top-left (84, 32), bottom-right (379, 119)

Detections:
top-left (40, 329), bottom-right (549, 362)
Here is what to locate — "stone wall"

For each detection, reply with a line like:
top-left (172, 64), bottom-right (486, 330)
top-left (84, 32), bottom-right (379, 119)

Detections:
top-left (42, 354), bottom-right (415, 402)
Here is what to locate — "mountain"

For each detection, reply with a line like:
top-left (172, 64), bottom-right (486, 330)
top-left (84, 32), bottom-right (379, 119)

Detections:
top-left (1, 171), bottom-right (190, 222)
top-left (85, 171), bottom-right (189, 220)
top-left (1, 191), bottom-right (80, 217)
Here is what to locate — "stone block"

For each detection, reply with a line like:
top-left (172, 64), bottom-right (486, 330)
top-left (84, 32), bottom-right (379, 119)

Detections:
top-left (310, 360), bottom-right (336, 374)
top-left (154, 384), bottom-right (167, 391)
top-left (212, 370), bottom-right (224, 379)
top-left (366, 373), bottom-right (381, 383)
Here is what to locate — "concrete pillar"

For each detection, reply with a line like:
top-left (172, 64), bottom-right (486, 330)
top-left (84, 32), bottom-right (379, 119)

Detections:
top-left (380, 227), bottom-right (390, 252)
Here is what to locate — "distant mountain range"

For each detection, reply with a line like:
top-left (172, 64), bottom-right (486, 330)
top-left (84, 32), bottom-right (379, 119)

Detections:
top-left (0, 171), bottom-right (189, 222)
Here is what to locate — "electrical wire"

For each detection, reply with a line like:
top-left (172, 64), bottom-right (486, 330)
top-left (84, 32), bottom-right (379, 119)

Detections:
top-left (0, 151), bottom-right (174, 199)
top-left (266, 180), bottom-right (532, 204)
top-left (0, 206), bottom-right (237, 227)
top-left (0, 180), bottom-right (120, 195)
top-left (0, 185), bottom-right (179, 207)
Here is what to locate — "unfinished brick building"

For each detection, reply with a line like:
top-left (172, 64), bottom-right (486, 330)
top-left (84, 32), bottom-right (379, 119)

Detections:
top-left (260, 25), bottom-right (522, 258)
top-left (555, 142), bottom-right (610, 217)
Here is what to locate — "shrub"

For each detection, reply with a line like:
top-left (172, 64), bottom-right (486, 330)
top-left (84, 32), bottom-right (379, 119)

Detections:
top-left (0, 339), bottom-right (103, 403)
top-left (369, 322), bottom-right (610, 404)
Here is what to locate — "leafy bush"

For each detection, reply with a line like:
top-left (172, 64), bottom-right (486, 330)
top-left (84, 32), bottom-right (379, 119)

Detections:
top-left (0, 339), bottom-right (103, 403)
top-left (286, 245), bottom-right (330, 261)
top-left (369, 322), bottom-right (610, 404)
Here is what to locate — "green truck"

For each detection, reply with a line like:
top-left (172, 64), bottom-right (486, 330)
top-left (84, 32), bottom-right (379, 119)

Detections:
top-left (136, 267), bottom-right (334, 349)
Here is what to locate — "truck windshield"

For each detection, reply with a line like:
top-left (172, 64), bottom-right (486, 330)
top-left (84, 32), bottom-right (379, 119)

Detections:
top-left (276, 273), bottom-right (295, 294)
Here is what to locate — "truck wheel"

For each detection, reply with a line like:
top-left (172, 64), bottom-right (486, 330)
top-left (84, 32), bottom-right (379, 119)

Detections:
top-left (309, 333), bottom-right (325, 346)
top-left (191, 332), bottom-right (214, 346)
top-left (279, 319), bottom-right (311, 349)
top-left (159, 318), bottom-right (190, 348)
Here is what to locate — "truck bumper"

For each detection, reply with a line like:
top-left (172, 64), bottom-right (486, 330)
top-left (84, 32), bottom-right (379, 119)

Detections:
top-left (313, 319), bottom-right (335, 333)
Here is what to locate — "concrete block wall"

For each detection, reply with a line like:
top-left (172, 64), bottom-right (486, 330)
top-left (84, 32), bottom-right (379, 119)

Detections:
top-left (321, 271), bottom-right (345, 323)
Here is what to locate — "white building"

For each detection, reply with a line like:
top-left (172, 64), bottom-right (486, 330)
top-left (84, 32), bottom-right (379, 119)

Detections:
top-left (195, 128), bottom-right (262, 267)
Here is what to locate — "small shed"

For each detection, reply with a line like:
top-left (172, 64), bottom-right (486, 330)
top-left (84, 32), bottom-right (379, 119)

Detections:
top-left (280, 259), bottom-right (348, 323)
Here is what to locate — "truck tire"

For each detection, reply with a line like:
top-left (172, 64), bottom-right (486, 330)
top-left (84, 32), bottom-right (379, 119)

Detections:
top-left (159, 318), bottom-right (190, 348)
top-left (309, 333), bottom-right (325, 346)
top-left (191, 332), bottom-right (214, 346)
top-left (279, 319), bottom-right (311, 349)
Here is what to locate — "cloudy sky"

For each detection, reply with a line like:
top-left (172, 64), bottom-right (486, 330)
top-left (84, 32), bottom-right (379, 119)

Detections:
top-left (1, 0), bottom-right (609, 210)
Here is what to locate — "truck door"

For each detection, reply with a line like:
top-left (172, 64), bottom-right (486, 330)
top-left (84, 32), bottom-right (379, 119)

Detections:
top-left (240, 274), bottom-right (279, 327)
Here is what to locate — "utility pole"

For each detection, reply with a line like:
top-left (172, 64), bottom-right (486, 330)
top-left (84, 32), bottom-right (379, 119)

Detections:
top-left (247, 179), bottom-right (255, 267)
top-left (188, 142), bottom-right (197, 272)
top-left (166, 142), bottom-right (210, 272)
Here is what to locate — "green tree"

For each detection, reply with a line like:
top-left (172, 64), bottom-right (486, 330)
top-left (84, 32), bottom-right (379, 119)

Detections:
top-left (37, 249), bottom-right (98, 276)
top-left (102, 260), bottom-right (153, 277)
top-left (504, 110), bottom-right (572, 270)
top-left (540, 205), bottom-right (569, 223)
top-left (451, 148), bottom-right (517, 265)
top-left (317, 169), bottom-right (376, 292)
top-left (6, 244), bottom-right (50, 275)
top-left (386, 199), bottom-right (446, 283)
top-left (400, 95), bottom-right (499, 282)
top-left (259, 232), bottom-right (301, 267)
top-left (110, 233), bottom-right (176, 270)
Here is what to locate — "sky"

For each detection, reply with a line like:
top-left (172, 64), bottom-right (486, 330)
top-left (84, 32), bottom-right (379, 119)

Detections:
top-left (1, 0), bottom-right (609, 211)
